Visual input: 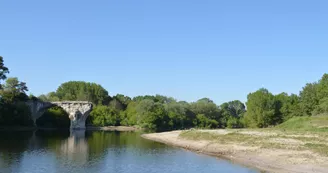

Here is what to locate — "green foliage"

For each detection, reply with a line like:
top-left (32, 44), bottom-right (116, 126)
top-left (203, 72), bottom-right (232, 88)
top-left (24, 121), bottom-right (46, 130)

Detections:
top-left (0, 56), bottom-right (9, 89)
top-left (244, 88), bottom-right (282, 128)
top-left (0, 101), bottom-right (33, 126)
top-left (312, 98), bottom-right (328, 115)
top-left (108, 98), bottom-right (125, 112)
top-left (226, 116), bottom-right (243, 128)
top-left (220, 100), bottom-right (245, 127)
top-left (299, 82), bottom-right (319, 116)
top-left (165, 101), bottom-right (192, 130)
top-left (132, 99), bottom-right (169, 131)
top-left (38, 92), bottom-right (60, 102)
top-left (36, 107), bottom-right (70, 128)
top-left (0, 77), bottom-right (29, 103)
top-left (193, 114), bottom-right (218, 128)
top-left (275, 93), bottom-right (301, 121)
top-left (120, 101), bottom-right (138, 126)
top-left (54, 81), bottom-right (109, 104)
top-left (1, 53), bottom-right (327, 131)
top-left (190, 98), bottom-right (221, 126)
top-left (89, 105), bottom-right (120, 126)
top-left (113, 94), bottom-right (131, 108)
top-left (276, 115), bottom-right (328, 132)
top-left (0, 64), bottom-right (33, 127)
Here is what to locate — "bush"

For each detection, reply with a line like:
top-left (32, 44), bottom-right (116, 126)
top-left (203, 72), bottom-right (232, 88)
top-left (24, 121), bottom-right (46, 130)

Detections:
top-left (89, 105), bottom-right (120, 126)
top-left (193, 114), bottom-right (218, 128)
top-left (226, 117), bottom-right (243, 128)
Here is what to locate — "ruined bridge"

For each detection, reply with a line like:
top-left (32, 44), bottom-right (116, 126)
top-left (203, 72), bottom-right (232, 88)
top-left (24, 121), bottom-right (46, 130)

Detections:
top-left (26, 100), bottom-right (93, 129)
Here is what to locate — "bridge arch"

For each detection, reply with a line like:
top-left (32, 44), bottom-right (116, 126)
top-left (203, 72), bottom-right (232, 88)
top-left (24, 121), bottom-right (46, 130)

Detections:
top-left (27, 100), bottom-right (93, 129)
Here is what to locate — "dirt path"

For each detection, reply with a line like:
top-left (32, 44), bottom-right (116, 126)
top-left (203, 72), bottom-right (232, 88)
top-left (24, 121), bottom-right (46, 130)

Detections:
top-left (142, 130), bottom-right (328, 173)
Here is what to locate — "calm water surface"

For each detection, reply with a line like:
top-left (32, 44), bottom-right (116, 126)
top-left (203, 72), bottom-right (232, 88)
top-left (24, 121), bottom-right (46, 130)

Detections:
top-left (0, 130), bottom-right (259, 173)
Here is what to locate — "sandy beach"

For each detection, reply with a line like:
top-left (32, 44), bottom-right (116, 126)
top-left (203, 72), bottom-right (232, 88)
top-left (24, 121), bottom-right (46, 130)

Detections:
top-left (142, 130), bottom-right (328, 173)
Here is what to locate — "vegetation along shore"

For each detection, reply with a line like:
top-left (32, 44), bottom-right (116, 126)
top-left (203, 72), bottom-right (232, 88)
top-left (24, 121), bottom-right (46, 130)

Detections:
top-left (2, 55), bottom-right (328, 172)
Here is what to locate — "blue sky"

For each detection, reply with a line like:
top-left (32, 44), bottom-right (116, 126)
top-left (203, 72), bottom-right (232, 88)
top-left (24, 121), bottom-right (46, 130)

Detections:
top-left (1, 0), bottom-right (327, 104)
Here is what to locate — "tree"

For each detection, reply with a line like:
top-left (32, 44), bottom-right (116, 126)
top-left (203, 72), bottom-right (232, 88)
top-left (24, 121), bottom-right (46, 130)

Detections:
top-left (112, 94), bottom-right (131, 109)
top-left (244, 88), bottom-right (282, 128)
top-left (121, 101), bottom-right (138, 126)
top-left (128, 99), bottom-right (170, 131)
top-left (0, 77), bottom-right (28, 103)
top-left (220, 100), bottom-right (246, 118)
top-left (165, 101), bottom-right (189, 130)
top-left (275, 93), bottom-right (300, 121)
top-left (55, 81), bottom-right (109, 104)
top-left (0, 56), bottom-right (9, 89)
top-left (226, 116), bottom-right (243, 128)
top-left (220, 100), bottom-right (246, 127)
top-left (316, 74), bottom-right (328, 100)
top-left (190, 98), bottom-right (221, 127)
top-left (193, 114), bottom-right (218, 128)
top-left (313, 97), bottom-right (328, 115)
top-left (89, 105), bottom-right (120, 126)
top-left (299, 83), bottom-right (319, 116)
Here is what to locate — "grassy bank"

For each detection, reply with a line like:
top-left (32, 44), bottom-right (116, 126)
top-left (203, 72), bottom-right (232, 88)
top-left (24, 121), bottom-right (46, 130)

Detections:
top-left (181, 116), bottom-right (328, 157)
top-left (142, 116), bottom-right (328, 173)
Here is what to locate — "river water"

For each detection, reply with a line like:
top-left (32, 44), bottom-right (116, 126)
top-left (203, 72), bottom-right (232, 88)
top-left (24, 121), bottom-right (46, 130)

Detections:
top-left (0, 130), bottom-right (259, 173)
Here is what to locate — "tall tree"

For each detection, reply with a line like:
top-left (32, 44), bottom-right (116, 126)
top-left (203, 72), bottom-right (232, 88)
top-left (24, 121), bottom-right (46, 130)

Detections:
top-left (299, 83), bottom-right (319, 116)
top-left (244, 88), bottom-right (282, 128)
top-left (220, 100), bottom-right (246, 128)
top-left (55, 81), bottom-right (109, 104)
top-left (0, 56), bottom-right (9, 89)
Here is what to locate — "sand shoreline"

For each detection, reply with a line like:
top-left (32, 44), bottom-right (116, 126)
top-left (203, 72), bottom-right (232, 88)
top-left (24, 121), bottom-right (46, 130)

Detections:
top-left (141, 130), bottom-right (328, 173)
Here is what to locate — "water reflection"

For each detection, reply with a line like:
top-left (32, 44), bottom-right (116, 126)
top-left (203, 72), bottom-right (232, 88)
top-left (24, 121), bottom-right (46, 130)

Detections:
top-left (0, 130), bottom-right (259, 173)
top-left (60, 130), bottom-right (88, 165)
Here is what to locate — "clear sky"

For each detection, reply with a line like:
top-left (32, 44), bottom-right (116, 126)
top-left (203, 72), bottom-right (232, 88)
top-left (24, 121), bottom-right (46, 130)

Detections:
top-left (1, 0), bottom-right (327, 104)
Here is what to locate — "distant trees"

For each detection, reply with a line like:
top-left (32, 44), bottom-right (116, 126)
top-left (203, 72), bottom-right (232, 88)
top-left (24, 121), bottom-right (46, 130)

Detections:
top-left (0, 57), bottom-right (33, 126)
top-left (3, 55), bottom-right (328, 131)
top-left (240, 74), bottom-right (328, 128)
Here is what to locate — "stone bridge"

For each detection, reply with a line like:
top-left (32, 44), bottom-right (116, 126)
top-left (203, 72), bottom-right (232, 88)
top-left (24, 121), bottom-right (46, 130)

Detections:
top-left (27, 100), bottom-right (93, 129)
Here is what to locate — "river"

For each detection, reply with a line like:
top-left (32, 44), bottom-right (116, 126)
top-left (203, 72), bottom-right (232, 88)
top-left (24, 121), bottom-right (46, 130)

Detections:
top-left (0, 130), bottom-right (259, 173)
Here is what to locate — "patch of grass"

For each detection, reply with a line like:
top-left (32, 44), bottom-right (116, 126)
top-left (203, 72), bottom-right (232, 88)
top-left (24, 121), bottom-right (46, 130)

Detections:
top-left (304, 143), bottom-right (328, 156)
top-left (180, 129), bottom-right (328, 156)
top-left (180, 130), bottom-right (263, 145)
top-left (276, 116), bottom-right (328, 132)
top-left (180, 130), bottom-right (221, 141)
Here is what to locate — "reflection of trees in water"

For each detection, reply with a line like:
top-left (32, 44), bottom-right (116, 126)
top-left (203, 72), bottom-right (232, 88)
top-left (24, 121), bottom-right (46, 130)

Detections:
top-left (86, 131), bottom-right (168, 157)
top-left (0, 131), bottom-right (33, 171)
top-left (0, 130), bottom-right (172, 172)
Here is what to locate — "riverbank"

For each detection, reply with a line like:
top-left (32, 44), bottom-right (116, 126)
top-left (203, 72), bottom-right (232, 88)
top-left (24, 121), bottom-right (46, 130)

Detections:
top-left (142, 129), bottom-right (328, 173)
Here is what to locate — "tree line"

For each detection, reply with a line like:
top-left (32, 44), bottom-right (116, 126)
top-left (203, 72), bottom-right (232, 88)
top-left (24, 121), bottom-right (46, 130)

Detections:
top-left (1, 56), bottom-right (328, 130)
